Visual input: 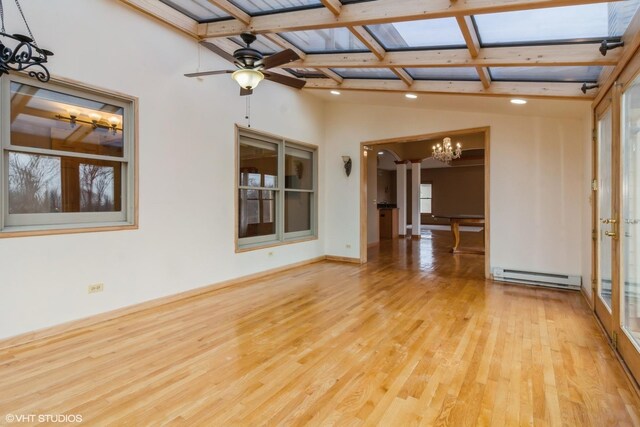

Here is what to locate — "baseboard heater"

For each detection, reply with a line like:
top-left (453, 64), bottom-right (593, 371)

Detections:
top-left (492, 267), bottom-right (581, 290)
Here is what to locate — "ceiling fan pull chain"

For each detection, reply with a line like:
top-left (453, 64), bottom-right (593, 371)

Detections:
top-left (245, 95), bottom-right (251, 128)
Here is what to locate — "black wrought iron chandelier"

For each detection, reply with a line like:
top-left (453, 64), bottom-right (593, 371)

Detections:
top-left (0, 0), bottom-right (53, 82)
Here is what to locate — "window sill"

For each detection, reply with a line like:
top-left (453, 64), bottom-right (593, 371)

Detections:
top-left (235, 235), bottom-right (318, 253)
top-left (0, 223), bottom-right (138, 239)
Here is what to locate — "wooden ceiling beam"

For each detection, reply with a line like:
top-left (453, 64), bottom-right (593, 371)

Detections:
top-left (317, 69), bottom-right (344, 83)
top-left (348, 26), bottom-right (386, 60)
top-left (391, 68), bottom-right (414, 86)
top-left (118, 0), bottom-right (199, 38)
top-left (456, 13), bottom-right (492, 89)
top-left (476, 66), bottom-right (492, 89)
top-left (198, 0), bottom-right (621, 37)
top-left (320, 0), bottom-right (342, 16)
top-left (304, 78), bottom-right (594, 100)
top-left (593, 4), bottom-right (640, 106)
top-left (284, 44), bottom-right (617, 68)
top-left (206, 0), bottom-right (251, 24)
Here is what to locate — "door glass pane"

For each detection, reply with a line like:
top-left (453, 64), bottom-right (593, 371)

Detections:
top-left (623, 78), bottom-right (640, 345)
top-left (599, 108), bottom-right (613, 311)
top-left (285, 191), bottom-right (311, 233)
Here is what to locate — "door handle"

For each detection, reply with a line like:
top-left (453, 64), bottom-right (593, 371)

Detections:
top-left (602, 218), bottom-right (617, 224)
top-left (605, 231), bottom-right (617, 238)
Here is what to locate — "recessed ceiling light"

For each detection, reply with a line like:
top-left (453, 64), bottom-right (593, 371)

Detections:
top-left (510, 98), bottom-right (527, 105)
top-left (330, 90), bottom-right (341, 95)
top-left (405, 93), bottom-right (418, 99)
top-left (378, 151), bottom-right (384, 155)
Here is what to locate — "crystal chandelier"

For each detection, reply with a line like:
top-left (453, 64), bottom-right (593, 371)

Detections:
top-left (432, 137), bottom-right (462, 163)
top-left (0, 0), bottom-right (53, 82)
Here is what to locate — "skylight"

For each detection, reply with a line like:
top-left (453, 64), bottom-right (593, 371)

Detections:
top-left (331, 68), bottom-right (399, 79)
top-left (228, 0), bottom-right (323, 16)
top-left (407, 68), bottom-right (480, 81)
top-left (366, 18), bottom-right (466, 50)
top-left (158, 0), bottom-right (230, 22)
top-left (281, 28), bottom-right (369, 53)
top-left (474, 2), bottom-right (640, 45)
top-left (489, 66), bottom-right (604, 82)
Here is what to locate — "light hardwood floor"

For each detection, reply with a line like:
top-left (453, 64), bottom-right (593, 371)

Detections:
top-left (1, 230), bottom-right (639, 426)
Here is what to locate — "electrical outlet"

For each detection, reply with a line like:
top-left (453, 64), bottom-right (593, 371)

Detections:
top-left (346, 244), bottom-right (351, 249)
top-left (88, 283), bottom-right (104, 294)
top-left (268, 251), bottom-right (274, 257)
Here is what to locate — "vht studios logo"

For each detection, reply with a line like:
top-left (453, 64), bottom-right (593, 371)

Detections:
top-left (5, 413), bottom-right (83, 423)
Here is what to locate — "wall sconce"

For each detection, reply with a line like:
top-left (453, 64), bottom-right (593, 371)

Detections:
top-left (56, 111), bottom-right (122, 135)
top-left (342, 156), bottom-right (352, 177)
top-left (600, 40), bottom-right (624, 56)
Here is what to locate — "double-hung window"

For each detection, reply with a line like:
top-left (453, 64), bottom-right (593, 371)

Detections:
top-left (0, 76), bottom-right (137, 236)
top-left (237, 127), bottom-right (317, 250)
top-left (420, 183), bottom-right (432, 214)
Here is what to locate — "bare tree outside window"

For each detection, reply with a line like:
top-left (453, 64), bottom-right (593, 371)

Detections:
top-left (8, 152), bottom-right (61, 214)
top-left (80, 164), bottom-right (115, 212)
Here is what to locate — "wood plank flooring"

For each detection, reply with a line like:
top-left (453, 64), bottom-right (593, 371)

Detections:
top-left (1, 230), bottom-right (639, 426)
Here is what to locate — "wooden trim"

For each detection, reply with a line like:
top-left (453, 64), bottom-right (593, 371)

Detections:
top-left (198, 0), bottom-right (619, 37)
top-left (317, 68), bottom-right (344, 83)
top-left (0, 256), bottom-right (326, 351)
top-left (305, 79), bottom-right (592, 100)
top-left (288, 45), bottom-right (617, 69)
top-left (360, 145), bottom-right (368, 264)
top-left (325, 255), bottom-right (362, 264)
top-left (360, 126), bottom-right (491, 278)
top-left (118, 0), bottom-right (199, 38)
top-left (0, 224), bottom-right (138, 239)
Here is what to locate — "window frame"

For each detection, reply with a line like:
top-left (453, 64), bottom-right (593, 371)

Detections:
top-left (235, 126), bottom-right (318, 252)
top-left (0, 74), bottom-right (138, 238)
top-left (420, 182), bottom-right (432, 214)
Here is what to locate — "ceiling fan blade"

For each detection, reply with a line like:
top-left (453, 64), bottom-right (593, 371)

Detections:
top-left (240, 87), bottom-right (253, 96)
top-left (184, 70), bottom-right (233, 78)
top-left (199, 41), bottom-right (236, 64)
top-left (263, 72), bottom-right (306, 89)
top-left (261, 49), bottom-right (300, 70)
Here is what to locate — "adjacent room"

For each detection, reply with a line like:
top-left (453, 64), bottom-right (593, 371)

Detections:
top-left (1, 0), bottom-right (640, 425)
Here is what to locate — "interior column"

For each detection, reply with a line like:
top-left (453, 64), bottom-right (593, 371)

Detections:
top-left (411, 160), bottom-right (422, 239)
top-left (395, 160), bottom-right (407, 236)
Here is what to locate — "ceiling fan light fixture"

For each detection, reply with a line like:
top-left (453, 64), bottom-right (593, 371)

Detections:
top-left (232, 69), bottom-right (264, 90)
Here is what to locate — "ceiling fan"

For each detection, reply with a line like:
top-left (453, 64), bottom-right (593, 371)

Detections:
top-left (185, 33), bottom-right (306, 96)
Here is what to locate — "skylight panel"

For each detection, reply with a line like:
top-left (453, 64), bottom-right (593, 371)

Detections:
top-left (331, 68), bottom-right (399, 79)
top-left (229, 35), bottom-right (281, 54)
top-left (158, 0), bottom-right (230, 22)
top-left (407, 68), bottom-right (480, 81)
top-left (228, 0), bottom-right (323, 15)
top-left (489, 66), bottom-right (603, 82)
top-left (474, 1), bottom-right (640, 45)
top-left (366, 18), bottom-right (466, 50)
top-left (285, 68), bottom-right (326, 78)
top-left (281, 28), bottom-right (368, 53)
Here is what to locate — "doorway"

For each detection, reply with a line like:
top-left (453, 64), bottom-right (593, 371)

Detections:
top-left (593, 56), bottom-right (640, 384)
top-left (359, 127), bottom-right (491, 278)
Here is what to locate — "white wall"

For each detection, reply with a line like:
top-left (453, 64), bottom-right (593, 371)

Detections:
top-left (0, 0), bottom-right (326, 339)
top-left (323, 101), bottom-right (591, 278)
